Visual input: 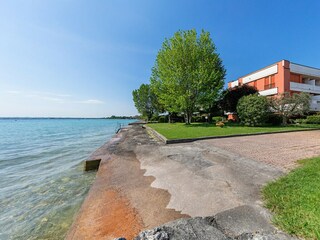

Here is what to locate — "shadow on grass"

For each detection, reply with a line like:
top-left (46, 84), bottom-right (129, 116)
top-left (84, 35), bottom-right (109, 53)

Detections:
top-left (181, 123), bottom-right (320, 129)
top-left (183, 123), bottom-right (241, 128)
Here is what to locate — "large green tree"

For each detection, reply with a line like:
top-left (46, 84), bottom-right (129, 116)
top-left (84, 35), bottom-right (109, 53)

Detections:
top-left (132, 84), bottom-right (162, 121)
top-left (150, 29), bottom-right (226, 124)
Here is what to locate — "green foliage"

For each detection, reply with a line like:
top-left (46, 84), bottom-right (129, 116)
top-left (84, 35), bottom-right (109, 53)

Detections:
top-left (237, 94), bottom-right (269, 126)
top-left (268, 92), bottom-right (311, 125)
top-left (305, 114), bottom-right (320, 124)
top-left (293, 118), bottom-right (307, 124)
top-left (191, 115), bottom-right (202, 122)
top-left (132, 84), bottom-right (163, 120)
top-left (150, 29), bottom-right (226, 124)
top-left (211, 116), bottom-right (223, 123)
top-left (265, 114), bottom-right (283, 126)
top-left (263, 157), bottom-right (320, 239)
top-left (221, 85), bottom-right (258, 112)
top-left (158, 115), bottom-right (168, 123)
top-left (149, 115), bottom-right (159, 122)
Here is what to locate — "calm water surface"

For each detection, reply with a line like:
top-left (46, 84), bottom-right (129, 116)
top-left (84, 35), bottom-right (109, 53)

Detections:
top-left (0, 119), bottom-right (135, 240)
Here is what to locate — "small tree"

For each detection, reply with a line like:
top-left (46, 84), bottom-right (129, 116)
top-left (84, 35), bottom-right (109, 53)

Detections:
top-left (268, 92), bottom-right (311, 125)
top-left (221, 85), bottom-right (258, 113)
top-left (132, 84), bottom-right (163, 121)
top-left (237, 94), bottom-right (269, 126)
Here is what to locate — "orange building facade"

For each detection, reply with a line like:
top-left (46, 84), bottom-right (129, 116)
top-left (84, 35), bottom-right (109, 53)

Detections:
top-left (227, 60), bottom-right (320, 120)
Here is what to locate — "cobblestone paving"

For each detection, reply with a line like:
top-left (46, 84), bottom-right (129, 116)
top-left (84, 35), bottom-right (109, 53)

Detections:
top-left (202, 130), bottom-right (320, 171)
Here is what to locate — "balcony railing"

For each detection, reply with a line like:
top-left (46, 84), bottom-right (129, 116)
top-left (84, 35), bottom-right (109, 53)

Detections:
top-left (290, 82), bottom-right (320, 94)
top-left (230, 80), bottom-right (239, 88)
top-left (310, 103), bottom-right (320, 111)
top-left (259, 87), bottom-right (278, 96)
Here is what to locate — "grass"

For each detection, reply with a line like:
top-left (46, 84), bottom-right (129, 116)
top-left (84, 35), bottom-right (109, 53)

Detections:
top-left (263, 157), bottom-right (320, 239)
top-left (147, 122), bottom-right (317, 140)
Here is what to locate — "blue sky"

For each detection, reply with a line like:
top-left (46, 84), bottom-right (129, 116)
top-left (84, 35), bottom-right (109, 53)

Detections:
top-left (1, 0), bottom-right (319, 117)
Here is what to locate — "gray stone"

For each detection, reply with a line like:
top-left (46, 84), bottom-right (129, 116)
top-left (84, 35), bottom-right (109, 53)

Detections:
top-left (133, 205), bottom-right (297, 240)
top-left (134, 227), bottom-right (169, 240)
top-left (135, 217), bottom-right (228, 240)
top-left (215, 205), bottom-right (275, 237)
top-left (236, 232), bottom-right (297, 240)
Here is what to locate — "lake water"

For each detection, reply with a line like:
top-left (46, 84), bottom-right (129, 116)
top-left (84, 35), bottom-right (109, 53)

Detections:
top-left (0, 118), bottom-right (135, 240)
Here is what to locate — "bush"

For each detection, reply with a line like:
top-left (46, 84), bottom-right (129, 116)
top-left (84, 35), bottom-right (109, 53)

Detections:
top-left (305, 115), bottom-right (320, 124)
top-left (294, 118), bottom-right (307, 124)
top-left (149, 115), bottom-right (159, 122)
top-left (192, 116), bottom-right (203, 122)
top-left (216, 121), bottom-right (225, 128)
top-left (212, 116), bottom-right (223, 123)
top-left (237, 94), bottom-right (269, 126)
top-left (266, 114), bottom-right (282, 126)
top-left (158, 115), bottom-right (168, 123)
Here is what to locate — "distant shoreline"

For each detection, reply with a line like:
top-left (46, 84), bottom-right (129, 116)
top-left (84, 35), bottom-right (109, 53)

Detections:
top-left (0, 117), bottom-right (138, 120)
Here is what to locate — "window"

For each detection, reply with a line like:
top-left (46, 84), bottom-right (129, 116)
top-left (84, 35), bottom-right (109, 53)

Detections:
top-left (264, 75), bottom-right (275, 90)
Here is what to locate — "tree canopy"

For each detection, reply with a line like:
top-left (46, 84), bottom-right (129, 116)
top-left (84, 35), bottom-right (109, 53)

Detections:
top-left (268, 92), bottom-right (310, 125)
top-left (150, 29), bottom-right (226, 124)
top-left (237, 94), bottom-right (269, 126)
top-left (221, 85), bottom-right (258, 113)
top-left (132, 84), bottom-right (162, 121)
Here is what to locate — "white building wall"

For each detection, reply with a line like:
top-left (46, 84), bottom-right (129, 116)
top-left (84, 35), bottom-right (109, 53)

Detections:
top-left (242, 64), bottom-right (278, 84)
top-left (290, 63), bottom-right (320, 78)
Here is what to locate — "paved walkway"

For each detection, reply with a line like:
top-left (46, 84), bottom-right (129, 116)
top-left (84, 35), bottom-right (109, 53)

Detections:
top-left (203, 130), bottom-right (320, 171)
top-left (67, 126), bottom-right (319, 239)
top-left (136, 137), bottom-right (283, 217)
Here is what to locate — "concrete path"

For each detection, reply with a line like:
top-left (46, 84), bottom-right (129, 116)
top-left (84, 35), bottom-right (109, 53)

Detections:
top-left (67, 126), bottom-right (318, 239)
top-left (67, 126), bottom-right (188, 240)
top-left (135, 137), bottom-right (283, 217)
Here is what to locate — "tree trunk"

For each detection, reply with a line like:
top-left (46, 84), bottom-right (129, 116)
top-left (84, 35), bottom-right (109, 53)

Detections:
top-left (185, 112), bottom-right (192, 124)
top-left (282, 115), bottom-right (287, 126)
top-left (168, 113), bottom-right (171, 123)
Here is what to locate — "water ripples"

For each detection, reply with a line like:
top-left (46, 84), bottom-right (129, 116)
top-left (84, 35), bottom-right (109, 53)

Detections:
top-left (0, 118), bottom-right (134, 240)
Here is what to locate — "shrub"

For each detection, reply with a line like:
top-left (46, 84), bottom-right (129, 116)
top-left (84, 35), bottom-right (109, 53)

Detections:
top-left (158, 115), bottom-right (168, 123)
top-left (149, 115), bottom-right (159, 122)
top-left (192, 116), bottom-right (203, 122)
top-left (216, 121), bottom-right (225, 128)
top-left (305, 115), bottom-right (320, 124)
top-left (266, 114), bottom-right (282, 126)
top-left (212, 116), bottom-right (223, 123)
top-left (237, 94), bottom-right (269, 126)
top-left (294, 118), bottom-right (307, 124)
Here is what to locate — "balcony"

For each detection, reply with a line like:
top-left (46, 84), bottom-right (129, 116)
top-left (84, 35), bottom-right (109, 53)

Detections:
top-left (230, 80), bottom-right (239, 88)
top-left (259, 87), bottom-right (278, 96)
top-left (310, 96), bottom-right (320, 111)
top-left (290, 82), bottom-right (320, 94)
top-left (310, 103), bottom-right (320, 111)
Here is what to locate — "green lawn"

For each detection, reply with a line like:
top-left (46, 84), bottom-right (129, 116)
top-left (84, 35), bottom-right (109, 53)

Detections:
top-left (147, 123), bottom-right (315, 140)
top-left (263, 157), bottom-right (320, 239)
